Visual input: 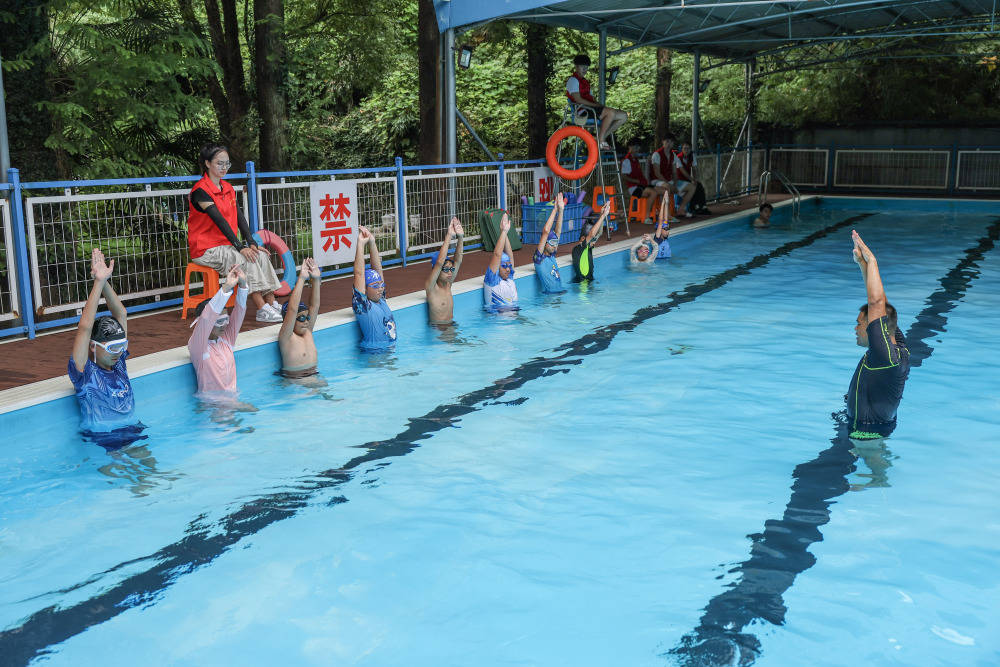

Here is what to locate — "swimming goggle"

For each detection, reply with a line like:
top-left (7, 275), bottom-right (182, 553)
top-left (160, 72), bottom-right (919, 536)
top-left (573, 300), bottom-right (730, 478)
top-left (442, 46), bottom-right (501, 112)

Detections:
top-left (500, 262), bottom-right (513, 271)
top-left (92, 338), bottom-right (128, 354)
top-left (213, 314), bottom-right (230, 328)
top-left (440, 265), bottom-right (455, 273)
top-left (368, 281), bottom-right (385, 290)
top-left (296, 313), bottom-right (310, 323)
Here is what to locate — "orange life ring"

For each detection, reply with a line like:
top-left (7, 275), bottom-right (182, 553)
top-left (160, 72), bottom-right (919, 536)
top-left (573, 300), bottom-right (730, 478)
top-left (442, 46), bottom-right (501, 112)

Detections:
top-left (545, 126), bottom-right (599, 180)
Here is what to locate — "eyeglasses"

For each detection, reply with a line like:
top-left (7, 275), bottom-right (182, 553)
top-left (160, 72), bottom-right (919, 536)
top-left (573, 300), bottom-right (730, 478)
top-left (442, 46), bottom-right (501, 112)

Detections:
top-left (214, 161), bottom-right (232, 169)
top-left (441, 266), bottom-right (455, 273)
top-left (296, 313), bottom-right (310, 322)
top-left (93, 338), bottom-right (127, 354)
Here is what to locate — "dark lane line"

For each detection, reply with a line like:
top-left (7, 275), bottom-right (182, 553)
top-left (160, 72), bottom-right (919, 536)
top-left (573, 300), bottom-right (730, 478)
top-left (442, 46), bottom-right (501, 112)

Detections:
top-left (668, 217), bottom-right (1000, 667)
top-left (0, 215), bottom-right (874, 665)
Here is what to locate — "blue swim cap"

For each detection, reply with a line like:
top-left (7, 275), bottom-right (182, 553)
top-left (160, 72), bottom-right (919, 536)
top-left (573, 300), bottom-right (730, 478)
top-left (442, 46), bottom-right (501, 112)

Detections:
top-left (431, 254), bottom-right (454, 268)
top-left (281, 301), bottom-right (309, 316)
top-left (364, 268), bottom-right (383, 286)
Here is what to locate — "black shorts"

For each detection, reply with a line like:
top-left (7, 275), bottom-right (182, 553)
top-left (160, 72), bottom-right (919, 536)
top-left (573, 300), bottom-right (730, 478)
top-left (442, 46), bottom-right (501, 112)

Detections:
top-left (576, 105), bottom-right (605, 119)
top-left (630, 186), bottom-right (647, 198)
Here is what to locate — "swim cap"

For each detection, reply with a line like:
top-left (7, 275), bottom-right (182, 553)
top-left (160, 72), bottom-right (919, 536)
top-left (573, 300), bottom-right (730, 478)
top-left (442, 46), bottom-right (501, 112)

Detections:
top-left (364, 268), bottom-right (383, 286)
top-left (546, 232), bottom-right (559, 246)
top-left (281, 301), bottom-right (309, 316)
top-left (431, 255), bottom-right (454, 268)
top-left (91, 316), bottom-right (125, 343)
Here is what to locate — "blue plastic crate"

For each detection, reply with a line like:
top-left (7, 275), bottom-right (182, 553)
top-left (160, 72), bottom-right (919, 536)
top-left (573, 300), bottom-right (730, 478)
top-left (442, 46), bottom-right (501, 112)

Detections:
top-left (520, 201), bottom-right (587, 245)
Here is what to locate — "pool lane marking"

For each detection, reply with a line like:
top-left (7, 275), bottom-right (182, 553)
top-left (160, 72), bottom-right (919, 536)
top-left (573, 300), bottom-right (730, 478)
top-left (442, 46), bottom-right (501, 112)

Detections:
top-left (668, 217), bottom-right (1000, 666)
top-left (0, 212), bottom-right (870, 664)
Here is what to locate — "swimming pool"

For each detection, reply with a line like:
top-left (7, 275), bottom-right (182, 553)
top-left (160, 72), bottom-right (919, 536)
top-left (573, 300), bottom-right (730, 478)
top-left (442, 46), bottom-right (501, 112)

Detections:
top-left (1, 197), bottom-right (997, 666)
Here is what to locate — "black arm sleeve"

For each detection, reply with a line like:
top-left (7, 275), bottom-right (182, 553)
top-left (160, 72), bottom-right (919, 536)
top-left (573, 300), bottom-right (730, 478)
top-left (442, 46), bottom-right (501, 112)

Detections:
top-left (190, 188), bottom-right (242, 248)
top-left (236, 208), bottom-right (255, 246)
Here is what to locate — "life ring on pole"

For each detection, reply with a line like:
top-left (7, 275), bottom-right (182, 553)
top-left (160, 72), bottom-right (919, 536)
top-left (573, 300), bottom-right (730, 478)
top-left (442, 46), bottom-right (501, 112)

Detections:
top-left (545, 126), bottom-right (599, 180)
top-left (253, 229), bottom-right (296, 296)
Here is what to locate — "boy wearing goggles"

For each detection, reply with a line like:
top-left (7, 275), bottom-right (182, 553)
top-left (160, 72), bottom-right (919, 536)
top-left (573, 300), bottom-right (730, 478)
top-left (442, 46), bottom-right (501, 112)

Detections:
top-left (425, 217), bottom-right (465, 324)
top-left (483, 213), bottom-right (519, 312)
top-left (352, 226), bottom-right (397, 351)
top-left (532, 192), bottom-right (567, 294)
top-left (278, 257), bottom-right (322, 378)
top-left (188, 264), bottom-right (249, 394)
top-left (68, 248), bottom-right (143, 444)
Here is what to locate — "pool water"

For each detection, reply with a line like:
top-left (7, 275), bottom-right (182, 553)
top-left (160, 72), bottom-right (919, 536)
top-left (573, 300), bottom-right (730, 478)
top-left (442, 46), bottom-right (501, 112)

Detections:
top-left (1, 198), bottom-right (998, 666)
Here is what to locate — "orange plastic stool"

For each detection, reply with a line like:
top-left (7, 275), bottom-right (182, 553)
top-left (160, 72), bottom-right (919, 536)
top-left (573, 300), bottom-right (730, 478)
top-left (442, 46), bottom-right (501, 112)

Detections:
top-left (182, 262), bottom-right (235, 319)
top-left (591, 186), bottom-right (619, 226)
top-left (628, 196), bottom-right (656, 224)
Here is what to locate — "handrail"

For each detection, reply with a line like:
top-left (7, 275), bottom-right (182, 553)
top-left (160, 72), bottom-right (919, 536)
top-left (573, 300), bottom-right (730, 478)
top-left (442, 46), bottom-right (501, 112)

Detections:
top-left (758, 169), bottom-right (801, 217)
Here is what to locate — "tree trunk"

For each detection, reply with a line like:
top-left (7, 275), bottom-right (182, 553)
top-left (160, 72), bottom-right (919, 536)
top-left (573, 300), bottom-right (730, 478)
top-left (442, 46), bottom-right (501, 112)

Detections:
top-left (255, 0), bottom-right (288, 170)
top-left (202, 0), bottom-right (251, 164)
top-left (417, 0), bottom-right (441, 165)
top-left (655, 48), bottom-right (673, 145)
top-left (525, 23), bottom-right (551, 159)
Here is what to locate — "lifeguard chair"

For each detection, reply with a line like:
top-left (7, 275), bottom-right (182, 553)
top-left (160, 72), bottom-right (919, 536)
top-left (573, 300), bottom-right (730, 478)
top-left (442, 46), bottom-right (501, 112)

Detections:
top-left (551, 102), bottom-right (629, 240)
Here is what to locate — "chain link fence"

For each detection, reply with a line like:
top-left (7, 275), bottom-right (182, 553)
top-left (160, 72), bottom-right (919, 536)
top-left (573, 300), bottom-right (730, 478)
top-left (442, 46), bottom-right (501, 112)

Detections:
top-left (402, 168), bottom-right (499, 252)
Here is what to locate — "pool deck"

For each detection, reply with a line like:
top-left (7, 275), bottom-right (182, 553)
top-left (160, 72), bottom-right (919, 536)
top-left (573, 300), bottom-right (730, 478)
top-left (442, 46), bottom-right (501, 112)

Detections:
top-left (0, 195), bottom-right (786, 408)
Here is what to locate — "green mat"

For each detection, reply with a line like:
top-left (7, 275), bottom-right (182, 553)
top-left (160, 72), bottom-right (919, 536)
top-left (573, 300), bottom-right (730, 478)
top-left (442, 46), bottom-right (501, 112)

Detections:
top-left (478, 208), bottom-right (523, 252)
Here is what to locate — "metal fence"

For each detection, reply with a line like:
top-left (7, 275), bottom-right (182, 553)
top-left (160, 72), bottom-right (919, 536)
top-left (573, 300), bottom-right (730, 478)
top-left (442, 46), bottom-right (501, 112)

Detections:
top-left (956, 150), bottom-right (1000, 191)
top-left (1, 198), bottom-right (18, 322)
top-left (2, 146), bottom-right (999, 339)
top-left (769, 148), bottom-right (829, 186)
top-left (834, 149), bottom-right (950, 189)
top-left (24, 185), bottom-right (246, 316)
top-left (257, 176), bottom-right (400, 270)
top-left (402, 167), bottom-right (499, 251)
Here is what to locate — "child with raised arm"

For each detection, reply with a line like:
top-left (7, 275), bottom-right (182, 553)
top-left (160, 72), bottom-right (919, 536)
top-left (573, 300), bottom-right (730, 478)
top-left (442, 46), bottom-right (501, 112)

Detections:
top-left (483, 214), bottom-right (519, 312)
top-left (278, 257), bottom-right (322, 378)
top-left (532, 193), bottom-right (567, 294)
top-left (629, 233), bottom-right (659, 266)
top-left (352, 225), bottom-right (397, 351)
top-left (653, 195), bottom-right (673, 259)
top-left (68, 249), bottom-right (145, 447)
top-left (188, 264), bottom-right (249, 395)
top-left (425, 217), bottom-right (465, 324)
top-left (572, 200), bottom-right (611, 283)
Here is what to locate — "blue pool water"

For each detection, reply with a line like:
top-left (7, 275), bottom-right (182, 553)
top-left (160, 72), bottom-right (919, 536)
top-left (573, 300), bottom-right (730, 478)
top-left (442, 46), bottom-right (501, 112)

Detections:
top-left (1, 198), bottom-right (998, 666)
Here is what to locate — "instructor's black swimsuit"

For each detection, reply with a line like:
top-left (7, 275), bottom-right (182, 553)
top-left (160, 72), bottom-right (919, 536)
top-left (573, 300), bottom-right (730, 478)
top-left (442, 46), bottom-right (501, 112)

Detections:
top-left (846, 315), bottom-right (910, 439)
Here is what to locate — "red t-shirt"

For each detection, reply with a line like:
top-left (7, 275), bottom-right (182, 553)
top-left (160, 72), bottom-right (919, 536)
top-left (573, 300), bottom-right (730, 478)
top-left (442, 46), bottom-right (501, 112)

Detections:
top-left (188, 174), bottom-right (239, 259)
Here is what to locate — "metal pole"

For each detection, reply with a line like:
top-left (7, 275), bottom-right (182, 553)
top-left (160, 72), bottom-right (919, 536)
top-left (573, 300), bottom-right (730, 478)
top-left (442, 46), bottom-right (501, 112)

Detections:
top-left (497, 152), bottom-right (506, 210)
top-left (598, 28), bottom-right (608, 105)
top-left (692, 50), bottom-right (701, 150)
top-left (8, 168), bottom-right (36, 338)
top-left (395, 157), bottom-right (408, 267)
top-left (0, 54), bottom-right (11, 183)
top-left (444, 28), bottom-right (457, 166)
top-left (245, 160), bottom-right (259, 233)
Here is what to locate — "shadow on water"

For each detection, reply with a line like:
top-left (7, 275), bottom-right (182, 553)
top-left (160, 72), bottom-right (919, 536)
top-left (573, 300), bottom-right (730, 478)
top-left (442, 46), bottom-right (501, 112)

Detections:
top-left (666, 217), bottom-right (1000, 667)
top-left (0, 213), bottom-right (934, 665)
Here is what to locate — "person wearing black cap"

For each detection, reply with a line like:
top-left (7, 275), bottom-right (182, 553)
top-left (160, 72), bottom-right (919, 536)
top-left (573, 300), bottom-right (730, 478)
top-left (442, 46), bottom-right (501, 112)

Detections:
top-left (278, 257), bottom-right (322, 378)
top-left (566, 54), bottom-right (628, 149)
top-left (68, 248), bottom-right (144, 446)
top-left (847, 230), bottom-right (910, 441)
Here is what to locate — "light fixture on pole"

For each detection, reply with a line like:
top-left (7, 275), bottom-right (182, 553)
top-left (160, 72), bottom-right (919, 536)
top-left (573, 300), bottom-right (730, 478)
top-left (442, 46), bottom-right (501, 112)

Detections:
top-left (698, 78), bottom-right (711, 93)
top-left (607, 66), bottom-right (620, 86)
top-left (458, 45), bottom-right (474, 69)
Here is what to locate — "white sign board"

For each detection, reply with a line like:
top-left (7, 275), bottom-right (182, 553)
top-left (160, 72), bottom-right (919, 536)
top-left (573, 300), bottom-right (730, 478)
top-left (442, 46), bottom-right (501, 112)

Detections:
top-left (532, 167), bottom-right (556, 202)
top-left (310, 180), bottom-right (359, 267)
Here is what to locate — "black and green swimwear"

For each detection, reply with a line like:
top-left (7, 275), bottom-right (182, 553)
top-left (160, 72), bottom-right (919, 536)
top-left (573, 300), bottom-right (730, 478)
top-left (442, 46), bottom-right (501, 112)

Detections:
top-left (572, 241), bottom-right (595, 282)
top-left (846, 315), bottom-right (910, 438)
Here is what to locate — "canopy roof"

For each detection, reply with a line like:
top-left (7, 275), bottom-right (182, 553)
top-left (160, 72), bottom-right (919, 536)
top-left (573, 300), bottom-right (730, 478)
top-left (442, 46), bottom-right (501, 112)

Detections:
top-left (435, 0), bottom-right (999, 61)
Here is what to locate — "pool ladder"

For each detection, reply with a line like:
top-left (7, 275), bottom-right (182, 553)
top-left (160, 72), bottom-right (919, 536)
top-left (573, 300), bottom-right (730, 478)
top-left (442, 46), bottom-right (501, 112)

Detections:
top-left (758, 170), bottom-right (801, 218)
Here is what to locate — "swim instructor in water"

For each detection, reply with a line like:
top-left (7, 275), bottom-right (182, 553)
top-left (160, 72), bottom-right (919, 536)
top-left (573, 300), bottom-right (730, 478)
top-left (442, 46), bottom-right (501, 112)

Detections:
top-left (847, 230), bottom-right (910, 440)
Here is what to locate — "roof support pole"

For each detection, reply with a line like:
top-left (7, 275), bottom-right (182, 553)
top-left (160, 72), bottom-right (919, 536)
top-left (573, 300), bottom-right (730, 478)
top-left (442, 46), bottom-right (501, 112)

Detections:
top-left (598, 28), bottom-right (608, 105)
top-left (444, 27), bottom-right (457, 166)
top-left (692, 49), bottom-right (701, 150)
top-left (745, 57), bottom-right (757, 189)
top-left (0, 54), bottom-right (10, 183)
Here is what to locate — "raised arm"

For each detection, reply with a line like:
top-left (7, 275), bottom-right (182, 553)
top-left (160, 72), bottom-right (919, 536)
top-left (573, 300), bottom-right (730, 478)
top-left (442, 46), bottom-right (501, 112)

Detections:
top-left (586, 201), bottom-right (610, 243)
top-left (552, 192), bottom-right (565, 240)
top-left (426, 220), bottom-right (456, 289)
top-left (367, 227), bottom-right (384, 276)
top-left (72, 249), bottom-right (115, 372)
top-left (489, 214), bottom-right (511, 273)
top-left (306, 258), bottom-right (321, 330)
top-left (535, 198), bottom-right (561, 255)
top-left (279, 261), bottom-right (310, 341)
top-left (452, 220), bottom-right (465, 276)
top-left (852, 230), bottom-right (886, 322)
top-left (353, 226), bottom-right (372, 292)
